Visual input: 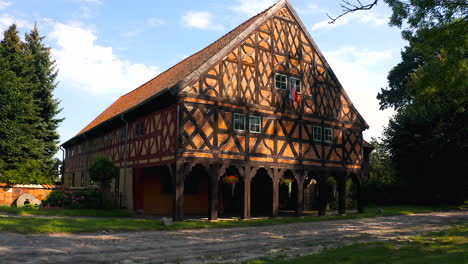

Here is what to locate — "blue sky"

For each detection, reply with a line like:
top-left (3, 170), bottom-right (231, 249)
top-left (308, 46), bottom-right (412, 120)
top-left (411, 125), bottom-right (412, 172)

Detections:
top-left (0, 0), bottom-right (404, 154)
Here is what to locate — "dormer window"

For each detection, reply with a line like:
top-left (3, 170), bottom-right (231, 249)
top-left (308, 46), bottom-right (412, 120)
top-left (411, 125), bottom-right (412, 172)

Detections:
top-left (275, 73), bottom-right (287, 90)
top-left (290, 77), bottom-right (301, 93)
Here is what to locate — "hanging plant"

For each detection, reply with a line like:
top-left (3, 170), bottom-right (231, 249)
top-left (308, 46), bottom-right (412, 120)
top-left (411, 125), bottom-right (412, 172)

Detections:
top-left (223, 175), bottom-right (239, 196)
top-left (281, 178), bottom-right (294, 198)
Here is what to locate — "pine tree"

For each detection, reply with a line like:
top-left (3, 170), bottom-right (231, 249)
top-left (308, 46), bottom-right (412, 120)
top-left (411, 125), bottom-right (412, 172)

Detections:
top-left (0, 24), bottom-right (42, 164)
top-left (0, 24), bottom-right (61, 184)
top-left (0, 39), bottom-right (38, 172)
top-left (25, 24), bottom-right (63, 171)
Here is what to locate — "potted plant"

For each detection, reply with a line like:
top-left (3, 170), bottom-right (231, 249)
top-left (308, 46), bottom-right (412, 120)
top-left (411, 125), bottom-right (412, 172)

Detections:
top-left (223, 175), bottom-right (239, 196)
top-left (281, 177), bottom-right (295, 198)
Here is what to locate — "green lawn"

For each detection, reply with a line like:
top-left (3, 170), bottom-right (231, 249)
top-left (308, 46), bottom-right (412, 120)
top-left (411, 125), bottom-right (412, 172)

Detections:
top-left (0, 206), bottom-right (135, 217)
top-left (247, 223), bottom-right (468, 264)
top-left (0, 205), bottom-right (462, 234)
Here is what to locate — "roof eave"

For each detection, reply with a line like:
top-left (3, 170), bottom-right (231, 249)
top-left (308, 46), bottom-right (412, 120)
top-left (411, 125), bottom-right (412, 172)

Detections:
top-left (61, 87), bottom-right (173, 148)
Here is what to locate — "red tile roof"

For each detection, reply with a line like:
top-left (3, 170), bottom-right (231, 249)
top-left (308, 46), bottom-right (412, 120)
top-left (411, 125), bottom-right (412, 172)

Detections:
top-left (77, 3), bottom-right (277, 136)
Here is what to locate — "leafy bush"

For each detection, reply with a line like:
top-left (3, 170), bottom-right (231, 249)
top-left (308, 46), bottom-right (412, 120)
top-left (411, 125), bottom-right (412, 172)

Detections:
top-left (42, 188), bottom-right (110, 209)
top-left (88, 155), bottom-right (117, 191)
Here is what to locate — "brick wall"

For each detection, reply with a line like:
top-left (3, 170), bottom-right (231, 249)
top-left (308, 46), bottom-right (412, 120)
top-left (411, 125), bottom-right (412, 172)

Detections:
top-left (0, 184), bottom-right (58, 206)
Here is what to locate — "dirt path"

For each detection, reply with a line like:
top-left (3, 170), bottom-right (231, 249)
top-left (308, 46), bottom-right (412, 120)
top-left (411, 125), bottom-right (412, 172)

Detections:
top-left (1, 210), bottom-right (467, 264)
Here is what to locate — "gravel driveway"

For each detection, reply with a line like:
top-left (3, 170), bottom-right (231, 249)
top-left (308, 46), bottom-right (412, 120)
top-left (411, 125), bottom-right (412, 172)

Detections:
top-left (1, 210), bottom-right (467, 264)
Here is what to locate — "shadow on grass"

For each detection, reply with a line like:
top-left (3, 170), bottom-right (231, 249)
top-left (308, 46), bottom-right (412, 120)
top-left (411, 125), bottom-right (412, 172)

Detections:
top-left (246, 223), bottom-right (468, 264)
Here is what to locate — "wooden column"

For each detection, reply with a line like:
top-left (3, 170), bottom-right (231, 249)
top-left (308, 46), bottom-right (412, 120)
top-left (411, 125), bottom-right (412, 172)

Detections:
top-left (242, 167), bottom-right (252, 219)
top-left (295, 171), bottom-right (305, 216)
top-left (272, 176), bottom-right (279, 217)
top-left (337, 176), bottom-right (346, 215)
top-left (172, 162), bottom-right (185, 221)
top-left (208, 164), bottom-right (220, 221)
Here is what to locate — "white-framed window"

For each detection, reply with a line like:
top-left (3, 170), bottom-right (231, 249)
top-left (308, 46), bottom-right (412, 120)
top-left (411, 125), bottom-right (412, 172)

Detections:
top-left (233, 113), bottom-right (246, 131)
top-left (134, 120), bottom-right (145, 137)
top-left (313, 126), bottom-right (322, 142)
top-left (290, 77), bottom-right (301, 93)
top-left (250, 116), bottom-right (262, 133)
top-left (324, 128), bottom-right (333, 143)
top-left (275, 73), bottom-right (287, 90)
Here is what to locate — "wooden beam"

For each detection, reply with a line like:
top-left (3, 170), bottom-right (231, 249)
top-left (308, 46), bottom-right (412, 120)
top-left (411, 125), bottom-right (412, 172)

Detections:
top-left (208, 164), bottom-right (220, 220)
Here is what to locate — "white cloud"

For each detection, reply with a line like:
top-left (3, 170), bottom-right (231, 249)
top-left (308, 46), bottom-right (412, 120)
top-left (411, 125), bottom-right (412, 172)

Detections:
top-left (323, 47), bottom-right (395, 140)
top-left (49, 22), bottom-right (159, 96)
top-left (231, 0), bottom-right (276, 16)
top-left (0, 14), bottom-right (31, 32)
top-left (182, 11), bottom-right (223, 31)
top-left (312, 12), bottom-right (388, 31)
top-left (0, 0), bottom-right (10, 10)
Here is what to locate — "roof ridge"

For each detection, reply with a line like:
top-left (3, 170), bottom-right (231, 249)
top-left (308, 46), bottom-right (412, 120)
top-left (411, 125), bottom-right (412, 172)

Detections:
top-left (118, 2), bottom-right (279, 100)
top-left (68, 0), bottom-right (286, 139)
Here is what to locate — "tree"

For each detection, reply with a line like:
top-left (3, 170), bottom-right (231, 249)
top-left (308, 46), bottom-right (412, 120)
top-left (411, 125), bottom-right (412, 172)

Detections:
top-left (328, 1), bottom-right (468, 204)
top-left (0, 24), bottom-right (62, 184)
top-left (88, 156), bottom-right (118, 191)
top-left (380, 20), bottom-right (468, 204)
top-left (25, 25), bottom-right (63, 170)
top-left (328, 1), bottom-right (467, 33)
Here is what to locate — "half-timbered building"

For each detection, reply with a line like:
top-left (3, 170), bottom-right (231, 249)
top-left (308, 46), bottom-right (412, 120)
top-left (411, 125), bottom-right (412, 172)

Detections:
top-left (62, 0), bottom-right (373, 220)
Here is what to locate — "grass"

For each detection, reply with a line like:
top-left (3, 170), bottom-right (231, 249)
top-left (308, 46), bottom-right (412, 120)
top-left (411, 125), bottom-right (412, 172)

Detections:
top-left (246, 223), bottom-right (468, 264)
top-left (0, 204), bottom-right (463, 234)
top-left (0, 206), bottom-right (135, 217)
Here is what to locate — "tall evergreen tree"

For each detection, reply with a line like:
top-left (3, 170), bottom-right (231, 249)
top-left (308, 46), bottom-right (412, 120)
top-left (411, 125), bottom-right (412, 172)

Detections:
top-left (0, 24), bottom-right (62, 184)
top-left (25, 24), bottom-right (63, 170)
top-left (0, 25), bottom-right (41, 165)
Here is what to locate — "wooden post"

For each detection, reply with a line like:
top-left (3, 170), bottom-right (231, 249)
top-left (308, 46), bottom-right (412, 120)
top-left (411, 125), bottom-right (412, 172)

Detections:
top-left (271, 169), bottom-right (281, 217)
top-left (295, 171), bottom-right (305, 216)
top-left (242, 167), bottom-right (251, 219)
top-left (337, 176), bottom-right (346, 215)
top-left (208, 164), bottom-right (219, 221)
top-left (172, 162), bottom-right (185, 221)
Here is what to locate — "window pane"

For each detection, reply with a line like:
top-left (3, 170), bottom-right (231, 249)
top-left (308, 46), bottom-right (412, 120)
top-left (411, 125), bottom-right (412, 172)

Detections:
top-left (313, 126), bottom-right (322, 141)
top-left (275, 74), bottom-right (287, 90)
top-left (234, 113), bottom-right (245, 131)
top-left (250, 116), bottom-right (261, 133)
top-left (290, 77), bottom-right (301, 93)
top-left (324, 128), bottom-right (333, 143)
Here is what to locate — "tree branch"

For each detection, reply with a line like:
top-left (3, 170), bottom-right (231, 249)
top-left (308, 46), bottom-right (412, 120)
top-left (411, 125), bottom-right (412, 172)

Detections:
top-left (327, 0), bottom-right (379, 24)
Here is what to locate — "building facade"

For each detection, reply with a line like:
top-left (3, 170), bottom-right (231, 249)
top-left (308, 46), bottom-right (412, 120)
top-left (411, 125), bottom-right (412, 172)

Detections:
top-left (62, 0), bottom-right (372, 220)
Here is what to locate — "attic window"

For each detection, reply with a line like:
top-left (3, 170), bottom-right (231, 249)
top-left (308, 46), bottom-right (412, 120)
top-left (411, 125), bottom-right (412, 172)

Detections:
top-left (233, 113), bottom-right (246, 131)
top-left (275, 73), bottom-right (287, 90)
top-left (324, 128), bottom-right (333, 143)
top-left (313, 126), bottom-right (322, 142)
top-left (249, 116), bottom-right (261, 133)
top-left (290, 77), bottom-right (301, 93)
top-left (134, 120), bottom-right (145, 137)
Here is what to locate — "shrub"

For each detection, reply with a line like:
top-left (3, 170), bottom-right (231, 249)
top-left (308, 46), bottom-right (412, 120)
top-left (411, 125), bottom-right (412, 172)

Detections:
top-left (42, 188), bottom-right (109, 209)
top-left (88, 155), bottom-right (117, 191)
